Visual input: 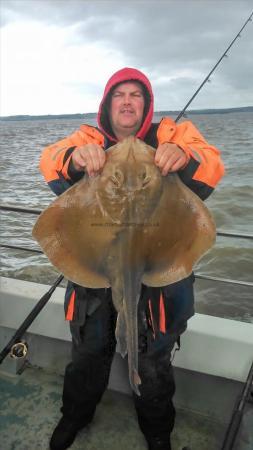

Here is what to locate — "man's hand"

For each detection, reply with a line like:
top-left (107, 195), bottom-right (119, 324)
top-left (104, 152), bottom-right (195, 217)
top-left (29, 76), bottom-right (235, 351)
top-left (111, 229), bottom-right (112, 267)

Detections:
top-left (155, 143), bottom-right (188, 176)
top-left (72, 144), bottom-right (106, 177)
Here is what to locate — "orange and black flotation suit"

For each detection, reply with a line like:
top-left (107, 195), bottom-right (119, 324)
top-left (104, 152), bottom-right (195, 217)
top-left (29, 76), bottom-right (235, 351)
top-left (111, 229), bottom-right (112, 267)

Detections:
top-left (39, 67), bottom-right (224, 337)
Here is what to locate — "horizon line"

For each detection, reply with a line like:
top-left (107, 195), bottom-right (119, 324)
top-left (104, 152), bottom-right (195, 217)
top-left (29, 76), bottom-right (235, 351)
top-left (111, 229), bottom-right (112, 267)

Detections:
top-left (1, 105), bottom-right (253, 119)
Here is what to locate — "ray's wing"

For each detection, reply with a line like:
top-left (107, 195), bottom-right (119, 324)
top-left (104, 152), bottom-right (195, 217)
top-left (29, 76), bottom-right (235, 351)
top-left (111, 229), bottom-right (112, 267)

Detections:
top-left (32, 177), bottom-right (119, 288)
top-left (142, 174), bottom-right (216, 287)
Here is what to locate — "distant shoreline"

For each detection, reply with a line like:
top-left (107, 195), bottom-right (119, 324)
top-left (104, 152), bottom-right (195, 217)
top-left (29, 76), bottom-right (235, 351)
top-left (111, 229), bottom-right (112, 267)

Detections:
top-left (0, 106), bottom-right (252, 121)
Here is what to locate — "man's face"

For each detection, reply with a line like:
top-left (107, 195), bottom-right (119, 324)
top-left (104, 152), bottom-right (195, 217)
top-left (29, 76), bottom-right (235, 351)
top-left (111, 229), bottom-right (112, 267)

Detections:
top-left (109, 81), bottom-right (145, 139)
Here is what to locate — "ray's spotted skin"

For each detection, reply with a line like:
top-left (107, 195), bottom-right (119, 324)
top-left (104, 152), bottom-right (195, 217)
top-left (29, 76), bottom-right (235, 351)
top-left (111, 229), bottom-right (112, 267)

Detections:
top-left (33, 137), bottom-right (216, 395)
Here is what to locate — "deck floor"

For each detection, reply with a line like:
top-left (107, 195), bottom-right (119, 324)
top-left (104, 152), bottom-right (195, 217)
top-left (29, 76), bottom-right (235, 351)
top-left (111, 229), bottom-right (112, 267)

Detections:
top-left (0, 365), bottom-right (251, 450)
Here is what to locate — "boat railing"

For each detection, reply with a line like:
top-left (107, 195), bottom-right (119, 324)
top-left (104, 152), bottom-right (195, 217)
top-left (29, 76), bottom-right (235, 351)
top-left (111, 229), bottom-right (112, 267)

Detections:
top-left (0, 203), bottom-right (253, 288)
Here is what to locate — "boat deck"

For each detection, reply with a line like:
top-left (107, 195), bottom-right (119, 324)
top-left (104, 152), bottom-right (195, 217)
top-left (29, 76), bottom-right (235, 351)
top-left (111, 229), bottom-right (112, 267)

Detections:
top-left (0, 365), bottom-right (252, 450)
top-left (1, 277), bottom-right (252, 450)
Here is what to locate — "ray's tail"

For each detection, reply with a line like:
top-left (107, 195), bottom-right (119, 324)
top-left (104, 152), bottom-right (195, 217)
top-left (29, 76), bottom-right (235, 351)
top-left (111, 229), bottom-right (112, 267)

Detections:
top-left (122, 269), bottom-right (142, 396)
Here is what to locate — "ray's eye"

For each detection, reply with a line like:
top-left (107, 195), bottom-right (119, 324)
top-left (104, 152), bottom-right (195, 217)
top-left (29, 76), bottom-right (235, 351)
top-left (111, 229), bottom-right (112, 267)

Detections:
top-left (110, 176), bottom-right (120, 187)
top-left (140, 172), bottom-right (151, 187)
top-left (110, 169), bottom-right (123, 188)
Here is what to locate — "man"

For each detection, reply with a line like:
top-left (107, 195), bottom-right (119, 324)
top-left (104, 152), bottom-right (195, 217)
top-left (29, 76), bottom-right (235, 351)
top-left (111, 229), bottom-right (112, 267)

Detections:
top-left (40, 67), bottom-right (224, 450)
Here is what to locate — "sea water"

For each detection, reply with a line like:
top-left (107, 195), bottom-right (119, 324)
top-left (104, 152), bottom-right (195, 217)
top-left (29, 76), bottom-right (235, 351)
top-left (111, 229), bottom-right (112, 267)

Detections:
top-left (0, 112), bottom-right (252, 323)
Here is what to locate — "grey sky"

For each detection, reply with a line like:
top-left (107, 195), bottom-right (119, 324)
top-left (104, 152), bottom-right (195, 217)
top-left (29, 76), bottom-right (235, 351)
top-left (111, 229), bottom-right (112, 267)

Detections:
top-left (1, 0), bottom-right (253, 115)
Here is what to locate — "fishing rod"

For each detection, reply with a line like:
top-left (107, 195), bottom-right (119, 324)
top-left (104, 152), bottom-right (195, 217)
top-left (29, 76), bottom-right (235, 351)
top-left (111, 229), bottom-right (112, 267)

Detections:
top-left (221, 361), bottom-right (253, 450)
top-left (177, 12), bottom-right (253, 450)
top-left (0, 274), bottom-right (64, 364)
top-left (175, 10), bottom-right (253, 122)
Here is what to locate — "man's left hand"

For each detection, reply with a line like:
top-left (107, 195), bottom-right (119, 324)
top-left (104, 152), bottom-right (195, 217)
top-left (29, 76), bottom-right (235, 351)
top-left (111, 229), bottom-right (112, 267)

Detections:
top-left (155, 143), bottom-right (188, 176)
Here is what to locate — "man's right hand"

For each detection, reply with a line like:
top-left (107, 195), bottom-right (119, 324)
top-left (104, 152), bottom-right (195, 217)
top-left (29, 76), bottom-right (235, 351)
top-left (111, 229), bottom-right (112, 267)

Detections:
top-left (72, 144), bottom-right (106, 177)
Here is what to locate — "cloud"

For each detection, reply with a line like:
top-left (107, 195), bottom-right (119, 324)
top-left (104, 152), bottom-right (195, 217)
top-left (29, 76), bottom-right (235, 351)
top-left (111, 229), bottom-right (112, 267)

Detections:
top-left (1, 0), bottom-right (253, 115)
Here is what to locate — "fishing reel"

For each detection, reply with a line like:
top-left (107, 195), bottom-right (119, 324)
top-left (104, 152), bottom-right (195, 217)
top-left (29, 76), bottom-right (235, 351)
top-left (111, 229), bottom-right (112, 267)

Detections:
top-left (10, 341), bottom-right (28, 359)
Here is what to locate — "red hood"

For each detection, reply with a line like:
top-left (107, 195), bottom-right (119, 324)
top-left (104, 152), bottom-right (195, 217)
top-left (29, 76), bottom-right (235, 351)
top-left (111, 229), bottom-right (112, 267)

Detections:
top-left (97, 67), bottom-right (154, 142)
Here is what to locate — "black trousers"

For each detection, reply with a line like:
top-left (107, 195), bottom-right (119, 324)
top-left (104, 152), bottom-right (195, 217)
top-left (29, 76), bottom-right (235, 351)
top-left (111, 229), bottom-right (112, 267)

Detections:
top-left (61, 288), bottom-right (185, 439)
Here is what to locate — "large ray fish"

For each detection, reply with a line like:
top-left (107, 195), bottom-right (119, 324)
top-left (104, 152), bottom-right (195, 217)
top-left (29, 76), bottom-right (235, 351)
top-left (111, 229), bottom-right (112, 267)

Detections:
top-left (32, 137), bottom-right (216, 395)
